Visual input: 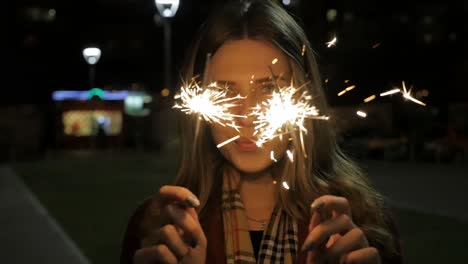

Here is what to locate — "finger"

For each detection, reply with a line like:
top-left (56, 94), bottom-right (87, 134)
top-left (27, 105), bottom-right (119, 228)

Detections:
top-left (301, 213), bottom-right (355, 252)
top-left (133, 244), bottom-right (178, 264)
top-left (311, 195), bottom-right (352, 218)
top-left (308, 207), bottom-right (321, 232)
top-left (141, 224), bottom-right (189, 259)
top-left (159, 185), bottom-right (200, 209)
top-left (341, 247), bottom-right (381, 264)
top-left (324, 228), bottom-right (369, 263)
top-left (165, 204), bottom-right (205, 248)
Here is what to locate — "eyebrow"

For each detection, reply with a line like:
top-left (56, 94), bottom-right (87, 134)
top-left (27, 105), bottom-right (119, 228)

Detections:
top-left (215, 75), bottom-right (290, 86)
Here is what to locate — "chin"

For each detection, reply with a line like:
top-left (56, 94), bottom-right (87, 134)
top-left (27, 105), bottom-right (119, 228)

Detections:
top-left (230, 155), bottom-right (273, 174)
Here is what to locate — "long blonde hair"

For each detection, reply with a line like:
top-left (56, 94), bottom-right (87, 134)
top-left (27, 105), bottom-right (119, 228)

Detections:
top-left (173, 0), bottom-right (400, 258)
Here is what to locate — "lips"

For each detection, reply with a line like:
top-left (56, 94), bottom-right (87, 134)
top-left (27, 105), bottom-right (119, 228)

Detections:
top-left (235, 136), bottom-right (259, 151)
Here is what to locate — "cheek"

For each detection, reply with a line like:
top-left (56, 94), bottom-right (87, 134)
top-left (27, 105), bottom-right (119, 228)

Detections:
top-left (210, 123), bottom-right (234, 158)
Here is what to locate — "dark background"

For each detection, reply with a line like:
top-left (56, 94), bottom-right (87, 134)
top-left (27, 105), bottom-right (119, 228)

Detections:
top-left (11, 0), bottom-right (466, 104)
top-left (3, 1), bottom-right (468, 263)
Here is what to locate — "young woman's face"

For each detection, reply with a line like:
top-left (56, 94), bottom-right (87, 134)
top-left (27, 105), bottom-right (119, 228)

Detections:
top-left (208, 39), bottom-right (291, 174)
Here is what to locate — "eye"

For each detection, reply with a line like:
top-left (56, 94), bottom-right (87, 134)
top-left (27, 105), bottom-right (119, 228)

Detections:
top-left (261, 83), bottom-right (276, 93)
top-left (222, 85), bottom-right (238, 96)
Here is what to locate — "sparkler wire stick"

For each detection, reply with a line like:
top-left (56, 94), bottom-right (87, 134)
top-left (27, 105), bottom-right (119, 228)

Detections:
top-left (217, 135), bottom-right (240, 148)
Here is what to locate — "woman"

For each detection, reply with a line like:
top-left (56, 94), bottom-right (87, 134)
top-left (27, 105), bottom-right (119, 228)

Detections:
top-left (121, 1), bottom-right (402, 263)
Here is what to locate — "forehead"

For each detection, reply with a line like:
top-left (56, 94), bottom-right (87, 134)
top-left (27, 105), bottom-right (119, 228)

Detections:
top-left (209, 39), bottom-right (290, 79)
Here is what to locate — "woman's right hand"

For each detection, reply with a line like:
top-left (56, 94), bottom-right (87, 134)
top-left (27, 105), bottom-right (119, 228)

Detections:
top-left (133, 186), bottom-right (207, 264)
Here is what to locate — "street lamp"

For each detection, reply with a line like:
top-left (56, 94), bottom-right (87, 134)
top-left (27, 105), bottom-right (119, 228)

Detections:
top-left (82, 47), bottom-right (101, 89)
top-left (154, 0), bottom-right (180, 90)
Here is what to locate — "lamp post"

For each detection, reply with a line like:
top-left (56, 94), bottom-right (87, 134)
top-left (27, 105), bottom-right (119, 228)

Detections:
top-left (154, 0), bottom-right (180, 90)
top-left (82, 47), bottom-right (101, 89)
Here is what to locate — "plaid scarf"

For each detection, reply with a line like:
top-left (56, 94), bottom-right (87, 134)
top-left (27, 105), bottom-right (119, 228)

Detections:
top-left (222, 176), bottom-right (298, 264)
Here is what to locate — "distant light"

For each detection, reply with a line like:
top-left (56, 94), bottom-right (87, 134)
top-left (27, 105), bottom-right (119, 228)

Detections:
top-left (125, 91), bottom-right (152, 116)
top-left (52, 89), bottom-right (129, 101)
top-left (326, 9), bottom-right (338, 22)
top-left (282, 0), bottom-right (291, 6)
top-left (82, 47), bottom-right (101, 65)
top-left (273, 180), bottom-right (277, 185)
top-left (88, 88), bottom-right (104, 99)
top-left (343, 11), bottom-right (353, 22)
top-left (271, 58), bottom-right (278, 64)
top-left (424, 33), bottom-right (433, 44)
top-left (155, 0), bottom-right (180, 18)
top-left (423, 16), bottom-right (433, 25)
top-left (449, 32), bottom-right (457, 41)
top-left (399, 14), bottom-right (409, 24)
top-left (282, 181), bottom-right (290, 190)
top-left (344, 79), bottom-right (350, 83)
top-left (161, 88), bottom-right (170, 97)
top-left (324, 78), bottom-right (328, 83)
top-left (48, 9), bottom-right (56, 17)
top-left (356, 110), bottom-right (367, 118)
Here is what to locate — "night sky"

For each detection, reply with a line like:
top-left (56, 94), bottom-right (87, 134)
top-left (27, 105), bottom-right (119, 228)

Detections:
top-left (11, 0), bottom-right (467, 106)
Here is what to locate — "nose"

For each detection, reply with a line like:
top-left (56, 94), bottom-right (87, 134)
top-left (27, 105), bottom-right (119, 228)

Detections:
top-left (235, 88), bottom-right (257, 128)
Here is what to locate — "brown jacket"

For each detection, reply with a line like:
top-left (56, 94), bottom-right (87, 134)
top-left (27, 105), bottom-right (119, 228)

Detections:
top-left (120, 195), bottom-right (403, 264)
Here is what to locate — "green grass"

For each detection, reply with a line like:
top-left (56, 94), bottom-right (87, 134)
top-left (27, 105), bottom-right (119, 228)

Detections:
top-left (11, 152), bottom-right (468, 263)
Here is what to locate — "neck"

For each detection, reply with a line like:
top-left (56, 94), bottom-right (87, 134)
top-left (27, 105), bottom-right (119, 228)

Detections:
top-left (239, 170), bottom-right (277, 210)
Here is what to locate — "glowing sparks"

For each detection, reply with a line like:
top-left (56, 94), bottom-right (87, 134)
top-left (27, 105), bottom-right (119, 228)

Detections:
top-left (251, 82), bottom-right (329, 147)
top-left (356, 110), bottom-right (367, 118)
top-left (282, 181), bottom-right (290, 190)
top-left (363, 95), bottom-right (376, 103)
top-left (286, 150), bottom-right (294, 162)
top-left (173, 79), bottom-right (246, 129)
top-left (372, 43), bottom-right (381, 49)
top-left (401, 81), bottom-right (426, 106)
top-left (326, 36), bottom-right (337, 48)
top-left (301, 44), bottom-right (306, 56)
top-left (337, 85), bottom-right (356, 96)
top-left (216, 135), bottom-right (240, 148)
top-left (272, 58), bottom-right (278, 64)
top-left (380, 88), bottom-right (400, 97)
top-left (270, 150), bottom-right (278, 162)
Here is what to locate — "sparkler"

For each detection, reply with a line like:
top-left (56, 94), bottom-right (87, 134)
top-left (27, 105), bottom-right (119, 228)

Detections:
top-left (286, 149), bottom-right (294, 162)
top-left (380, 88), bottom-right (400, 97)
top-left (270, 150), bottom-right (278, 162)
top-left (173, 79), bottom-right (246, 130)
top-left (379, 82), bottom-right (426, 106)
top-left (363, 95), bottom-right (376, 103)
top-left (326, 36), bottom-right (337, 48)
top-left (250, 81), bottom-right (329, 147)
top-left (216, 135), bottom-right (240, 149)
top-left (401, 81), bottom-right (426, 106)
top-left (356, 110), bottom-right (367, 118)
top-left (337, 85), bottom-right (356, 96)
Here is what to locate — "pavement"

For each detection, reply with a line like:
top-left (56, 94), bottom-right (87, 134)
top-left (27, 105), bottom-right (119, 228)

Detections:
top-left (364, 160), bottom-right (468, 221)
top-left (0, 166), bottom-right (90, 264)
top-left (0, 159), bottom-right (466, 263)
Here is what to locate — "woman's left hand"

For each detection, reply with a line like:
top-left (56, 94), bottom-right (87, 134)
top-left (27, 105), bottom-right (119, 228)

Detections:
top-left (301, 195), bottom-right (381, 264)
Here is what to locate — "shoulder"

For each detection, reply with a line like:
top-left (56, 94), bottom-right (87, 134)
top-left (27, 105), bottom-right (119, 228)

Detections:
top-left (119, 194), bottom-right (162, 264)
